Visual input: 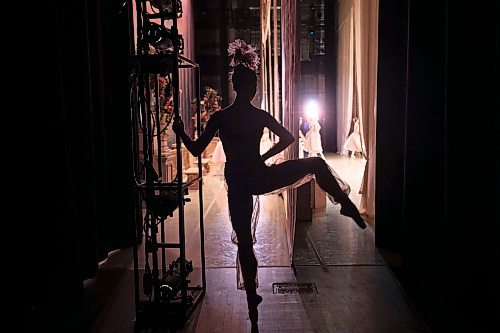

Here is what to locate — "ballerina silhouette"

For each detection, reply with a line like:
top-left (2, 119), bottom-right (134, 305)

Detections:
top-left (173, 40), bottom-right (366, 332)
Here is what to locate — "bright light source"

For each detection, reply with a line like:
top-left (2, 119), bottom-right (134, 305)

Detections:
top-left (305, 100), bottom-right (320, 121)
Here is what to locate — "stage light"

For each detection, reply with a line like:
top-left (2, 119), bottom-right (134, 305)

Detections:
top-left (149, 0), bottom-right (183, 19)
top-left (305, 100), bottom-right (320, 121)
top-left (143, 22), bottom-right (184, 52)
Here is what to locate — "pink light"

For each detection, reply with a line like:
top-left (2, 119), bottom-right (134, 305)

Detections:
top-left (305, 100), bottom-right (320, 121)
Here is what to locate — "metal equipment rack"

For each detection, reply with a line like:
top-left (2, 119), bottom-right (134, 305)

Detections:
top-left (128, 0), bottom-right (206, 330)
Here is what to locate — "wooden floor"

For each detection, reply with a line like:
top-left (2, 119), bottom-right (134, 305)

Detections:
top-left (54, 154), bottom-right (428, 333)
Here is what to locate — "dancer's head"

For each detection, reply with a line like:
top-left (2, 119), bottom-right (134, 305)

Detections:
top-left (232, 64), bottom-right (257, 100)
top-left (228, 39), bottom-right (260, 102)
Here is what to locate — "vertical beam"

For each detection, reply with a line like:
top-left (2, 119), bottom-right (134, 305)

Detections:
top-left (375, 0), bottom-right (409, 252)
top-left (281, 0), bottom-right (301, 260)
top-left (273, 0), bottom-right (280, 121)
top-left (324, 0), bottom-right (337, 152)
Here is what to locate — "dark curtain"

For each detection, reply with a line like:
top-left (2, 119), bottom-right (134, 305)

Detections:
top-left (29, 0), bottom-right (136, 328)
top-left (376, 0), bottom-right (498, 331)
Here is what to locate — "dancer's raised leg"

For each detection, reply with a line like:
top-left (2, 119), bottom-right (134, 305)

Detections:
top-left (249, 157), bottom-right (366, 229)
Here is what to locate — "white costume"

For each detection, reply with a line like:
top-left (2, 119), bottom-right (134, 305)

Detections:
top-left (343, 119), bottom-right (363, 156)
top-left (298, 129), bottom-right (306, 159)
top-left (304, 119), bottom-right (325, 158)
top-left (260, 129), bottom-right (279, 165)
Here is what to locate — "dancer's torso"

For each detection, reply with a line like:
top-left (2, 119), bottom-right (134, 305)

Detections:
top-left (213, 105), bottom-right (268, 177)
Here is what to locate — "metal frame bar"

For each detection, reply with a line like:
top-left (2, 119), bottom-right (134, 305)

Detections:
top-left (129, 0), bottom-right (206, 325)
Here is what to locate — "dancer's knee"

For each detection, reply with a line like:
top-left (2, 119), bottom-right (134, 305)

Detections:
top-left (237, 233), bottom-right (254, 249)
top-left (308, 156), bottom-right (326, 171)
top-left (309, 156), bottom-right (323, 164)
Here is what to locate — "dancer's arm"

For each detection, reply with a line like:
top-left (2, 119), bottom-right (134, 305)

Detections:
top-left (261, 112), bottom-right (295, 162)
top-left (172, 115), bottom-right (219, 157)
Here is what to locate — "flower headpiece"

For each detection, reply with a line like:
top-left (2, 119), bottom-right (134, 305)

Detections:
top-left (228, 39), bottom-right (260, 73)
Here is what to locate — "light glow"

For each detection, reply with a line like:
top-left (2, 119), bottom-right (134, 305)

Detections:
top-left (305, 100), bottom-right (320, 121)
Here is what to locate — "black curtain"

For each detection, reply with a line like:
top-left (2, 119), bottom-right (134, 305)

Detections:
top-left (30, 0), bottom-right (136, 328)
top-left (376, 0), bottom-right (498, 331)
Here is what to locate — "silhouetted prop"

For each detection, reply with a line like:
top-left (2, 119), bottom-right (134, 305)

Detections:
top-left (128, 0), bottom-right (206, 330)
top-left (143, 160), bottom-right (179, 218)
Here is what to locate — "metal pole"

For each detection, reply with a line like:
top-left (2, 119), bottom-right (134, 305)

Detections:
top-left (128, 0), bottom-right (141, 314)
top-left (196, 66), bottom-right (207, 290)
top-left (171, 0), bottom-right (188, 309)
top-left (155, 76), bottom-right (167, 276)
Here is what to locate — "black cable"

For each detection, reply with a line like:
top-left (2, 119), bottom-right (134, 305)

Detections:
top-left (130, 80), bottom-right (147, 187)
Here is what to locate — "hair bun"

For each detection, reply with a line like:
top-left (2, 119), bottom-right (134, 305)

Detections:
top-left (228, 39), bottom-right (260, 73)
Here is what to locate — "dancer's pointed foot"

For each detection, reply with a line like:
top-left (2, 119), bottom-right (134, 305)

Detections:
top-left (247, 294), bottom-right (263, 328)
top-left (340, 201), bottom-right (367, 229)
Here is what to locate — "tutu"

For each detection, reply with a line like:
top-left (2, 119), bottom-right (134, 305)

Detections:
top-left (228, 157), bottom-right (351, 289)
top-left (304, 119), bottom-right (323, 154)
top-left (211, 139), bottom-right (226, 163)
top-left (343, 119), bottom-right (363, 153)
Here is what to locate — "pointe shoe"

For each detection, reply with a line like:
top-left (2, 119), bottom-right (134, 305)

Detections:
top-left (340, 201), bottom-right (367, 229)
top-left (248, 294), bottom-right (263, 328)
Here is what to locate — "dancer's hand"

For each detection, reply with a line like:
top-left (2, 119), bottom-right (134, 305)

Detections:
top-left (172, 117), bottom-right (184, 135)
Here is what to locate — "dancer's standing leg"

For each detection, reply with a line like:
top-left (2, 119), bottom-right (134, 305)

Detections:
top-left (227, 186), bottom-right (262, 329)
